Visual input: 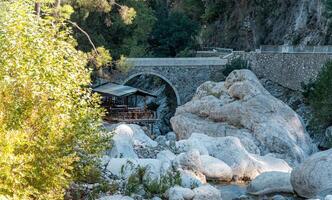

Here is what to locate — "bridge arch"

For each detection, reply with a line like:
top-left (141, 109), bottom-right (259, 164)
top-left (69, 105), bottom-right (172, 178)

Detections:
top-left (122, 72), bottom-right (181, 106)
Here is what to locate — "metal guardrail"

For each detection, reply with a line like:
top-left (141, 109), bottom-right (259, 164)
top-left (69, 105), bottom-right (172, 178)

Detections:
top-left (260, 45), bottom-right (332, 53)
top-left (126, 57), bottom-right (228, 66)
top-left (201, 47), bottom-right (233, 53)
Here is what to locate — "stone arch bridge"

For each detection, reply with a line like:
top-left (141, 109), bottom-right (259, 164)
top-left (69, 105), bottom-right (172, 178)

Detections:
top-left (103, 49), bottom-right (331, 106)
top-left (109, 58), bottom-right (228, 105)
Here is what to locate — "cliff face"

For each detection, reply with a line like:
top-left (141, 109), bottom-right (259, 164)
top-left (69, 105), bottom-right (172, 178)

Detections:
top-left (201, 0), bottom-right (331, 50)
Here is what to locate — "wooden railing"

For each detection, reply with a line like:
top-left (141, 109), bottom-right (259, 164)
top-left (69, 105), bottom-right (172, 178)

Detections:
top-left (104, 107), bottom-right (157, 123)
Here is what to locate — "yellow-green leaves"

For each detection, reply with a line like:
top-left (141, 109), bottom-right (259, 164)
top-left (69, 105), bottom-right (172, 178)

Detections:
top-left (0, 1), bottom-right (106, 199)
top-left (119, 5), bottom-right (137, 25)
top-left (88, 47), bottom-right (112, 69)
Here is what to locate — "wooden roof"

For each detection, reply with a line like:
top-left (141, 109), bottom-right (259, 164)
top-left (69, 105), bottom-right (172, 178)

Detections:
top-left (93, 83), bottom-right (157, 98)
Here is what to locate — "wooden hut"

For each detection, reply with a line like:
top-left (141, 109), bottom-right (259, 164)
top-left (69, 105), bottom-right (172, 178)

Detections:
top-left (93, 83), bottom-right (158, 124)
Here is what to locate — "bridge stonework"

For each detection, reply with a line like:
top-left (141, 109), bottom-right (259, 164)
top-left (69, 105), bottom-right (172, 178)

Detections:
top-left (110, 58), bottom-right (228, 105)
top-left (105, 51), bottom-right (331, 106)
top-left (232, 51), bottom-right (332, 90)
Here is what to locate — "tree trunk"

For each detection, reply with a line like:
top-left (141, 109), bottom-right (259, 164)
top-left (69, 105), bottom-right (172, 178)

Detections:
top-left (55, 0), bottom-right (61, 9)
top-left (54, 0), bottom-right (61, 17)
top-left (34, 2), bottom-right (41, 16)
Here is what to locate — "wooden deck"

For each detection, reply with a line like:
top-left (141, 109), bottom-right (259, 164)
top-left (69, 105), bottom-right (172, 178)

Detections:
top-left (104, 107), bottom-right (158, 123)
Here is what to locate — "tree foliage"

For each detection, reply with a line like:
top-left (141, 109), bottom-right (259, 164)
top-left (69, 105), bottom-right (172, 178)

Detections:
top-left (70, 0), bottom-right (155, 58)
top-left (0, 1), bottom-right (108, 199)
top-left (223, 57), bottom-right (251, 76)
top-left (326, 0), bottom-right (332, 17)
top-left (148, 10), bottom-right (200, 57)
top-left (303, 61), bottom-right (332, 129)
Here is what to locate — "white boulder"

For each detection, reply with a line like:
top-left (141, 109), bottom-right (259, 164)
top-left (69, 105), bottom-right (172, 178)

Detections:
top-left (105, 158), bottom-right (138, 179)
top-left (105, 123), bottom-right (158, 158)
top-left (105, 158), bottom-right (161, 181)
top-left (179, 169), bottom-right (206, 189)
top-left (167, 186), bottom-right (195, 200)
top-left (97, 195), bottom-right (134, 200)
top-left (291, 149), bottom-right (332, 198)
top-left (171, 70), bottom-right (316, 166)
top-left (157, 150), bottom-right (176, 163)
top-left (200, 155), bottom-right (233, 182)
top-left (110, 133), bottom-right (138, 159)
top-left (325, 195), bottom-right (332, 200)
top-left (173, 149), bottom-right (202, 171)
top-left (271, 195), bottom-right (287, 200)
top-left (193, 184), bottom-right (222, 200)
top-left (177, 133), bottom-right (291, 180)
top-left (247, 171), bottom-right (293, 195)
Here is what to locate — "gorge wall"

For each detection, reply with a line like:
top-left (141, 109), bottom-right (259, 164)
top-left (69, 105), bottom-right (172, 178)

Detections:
top-left (200, 0), bottom-right (332, 50)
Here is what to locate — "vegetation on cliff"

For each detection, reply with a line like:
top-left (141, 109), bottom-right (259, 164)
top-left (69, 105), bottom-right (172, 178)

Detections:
top-left (0, 0), bottom-right (136, 198)
top-left (303, 61), bottom-right (332, 141)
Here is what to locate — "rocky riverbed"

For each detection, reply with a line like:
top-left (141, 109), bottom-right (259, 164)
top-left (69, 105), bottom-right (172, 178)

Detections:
top-left (81, 70), bottom-right (331, 200)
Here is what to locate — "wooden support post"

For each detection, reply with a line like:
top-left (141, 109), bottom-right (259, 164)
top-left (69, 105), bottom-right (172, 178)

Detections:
top-left (144, 96), bottom-right (147, 110)
top-left (150, 123), bottom-right (154, 135)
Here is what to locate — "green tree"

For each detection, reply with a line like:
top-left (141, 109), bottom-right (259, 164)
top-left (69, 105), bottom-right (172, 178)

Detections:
top-left (70, 0), bottom-right (156, 58)
top-left (0, 1), bottom-right (108, 199)
top-left (326, 0), bottom-right (332, 17)
top-left (303, 61), bottom-right (332, 129)
top-left (172, 0), bottom-right (205, 21)
top-left (148, 11), bottom-right (200, 57)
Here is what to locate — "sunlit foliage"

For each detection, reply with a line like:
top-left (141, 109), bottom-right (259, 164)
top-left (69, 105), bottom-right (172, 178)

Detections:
top-left (0, 1), bottom-right (108, 199)
top-left (70, 0), bottom-right (154, 58)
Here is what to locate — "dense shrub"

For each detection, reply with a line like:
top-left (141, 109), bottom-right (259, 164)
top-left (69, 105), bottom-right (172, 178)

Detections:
top-left (223, 57), bottom-right (251, 76)
top-left (0, 1), bottom-right (108, 199)
top-left (148, 11), bottom-right (200, 57)
top-left (303, 61), bottom-right (332, 129)
top-left (125, 166), bottom-right (181, 198)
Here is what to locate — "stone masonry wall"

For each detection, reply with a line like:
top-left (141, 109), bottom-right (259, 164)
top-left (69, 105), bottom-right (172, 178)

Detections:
top-left (233, 52), bottom-right (332, 90)
top-left (106, 58), bottom-right (227, 105)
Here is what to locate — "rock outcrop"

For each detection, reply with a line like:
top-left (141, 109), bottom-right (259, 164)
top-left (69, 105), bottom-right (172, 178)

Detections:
top-left (199, 0), bottom-right (330, 50)
top-left (105, 158), bottom-right (162, 180)
top-left (193, 185), bottom-right (222, 200)
top-left (176, 133), bottom-right (291, 180)
top-left (171, 70), bottom-right (316, 166)
top-left (200, 155), bottom-right (233, 182)
top-left (98, 195), bottom-right (134, 200)
top-left (104, 123), bottom-right (158, 159)
top-left (291, 149), bottom-right (332, 199)
top-left (247, 172), bottom-right (293, 195)
top-left (167, 186), bottom-right (195, 200)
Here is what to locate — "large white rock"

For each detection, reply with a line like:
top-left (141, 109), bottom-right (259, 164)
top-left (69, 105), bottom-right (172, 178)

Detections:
top-left (105, 158), bottom-right (161, 181)
top-left (157, 150), bottom-right (176, 163)
top-left (193, 184), bottom-right (222, 200)
top-left (105, 123), bottom-right (158, 158)
top-left (177, 133), bottom-right (291, 180)
top-left (110, 133), bottom-right (138, 159)
top-left (291, 149), bottom-right (332, 198)
top-left (247, 171), bottom-right (293, 195)
top-left (105, 123), bottom-right (157, 147)
top-left (167, 186), bottom-right (195, 200)
top-left (200, 155), bottom-right (233, 182)
top-left (325, 195), bottom-right (332, 200)
top-left (171, 70), bottom-right (316, 166)
top-left (173, 149), bottom-right (202, 171)
top-left (97, 195), bottom-right (134, 200)
top-left (179, 169), bottom-right (206, 189)
top-left (105, 158), bottom-right (138, 179)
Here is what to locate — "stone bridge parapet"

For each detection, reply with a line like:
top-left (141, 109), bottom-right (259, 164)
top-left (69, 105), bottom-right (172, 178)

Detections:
top-left (110, 57), bottom-right (228, 105)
